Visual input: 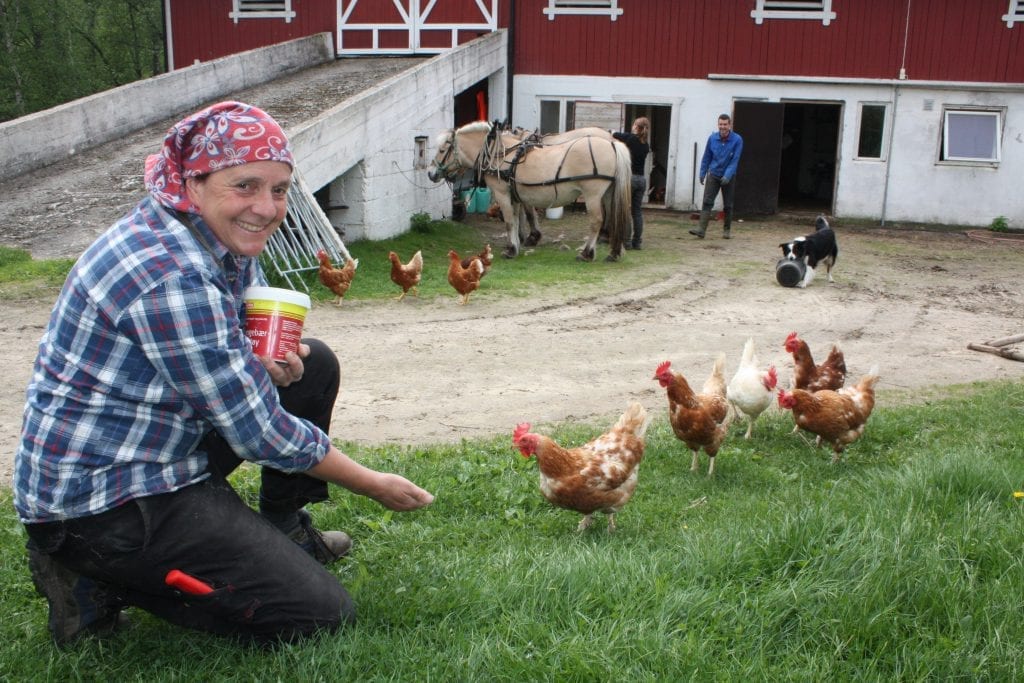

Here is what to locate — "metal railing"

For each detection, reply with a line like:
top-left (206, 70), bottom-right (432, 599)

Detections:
top-left (264, 170), bottom-right (351, 292)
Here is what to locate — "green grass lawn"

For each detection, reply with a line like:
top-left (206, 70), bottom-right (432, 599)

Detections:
top-left (3, 382), bottom-right (1024, 680)
top-left (3, 219), bottom-right (1024, 680)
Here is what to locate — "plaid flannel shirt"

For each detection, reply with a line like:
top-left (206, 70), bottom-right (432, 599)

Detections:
top-left (14, 196), bottom-right (330, 523)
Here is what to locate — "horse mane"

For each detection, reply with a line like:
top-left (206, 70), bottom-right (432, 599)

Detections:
top-left (458, 120), bottom-right (492, 135)
top-left (433, 130), bottom-right (452, 147)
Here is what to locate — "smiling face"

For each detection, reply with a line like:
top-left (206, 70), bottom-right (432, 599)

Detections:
top-left (185, 161), bottom-right (292, 257)
top-left (717, 116), bottom-right (732, 139)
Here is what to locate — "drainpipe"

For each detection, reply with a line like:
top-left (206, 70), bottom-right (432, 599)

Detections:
top-left (881, 0), bottom-right (912, 227)
top-left (879, 83), bottom-right (900, 228)
top-left (505, 3), bottom-right (515, 123)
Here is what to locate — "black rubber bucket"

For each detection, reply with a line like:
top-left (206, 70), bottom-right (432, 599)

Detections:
top-left (776, 258), bottom-right (806, 287)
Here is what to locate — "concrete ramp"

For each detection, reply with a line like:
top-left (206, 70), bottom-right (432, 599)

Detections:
top-left (0, 33), bottom-right (335, 184)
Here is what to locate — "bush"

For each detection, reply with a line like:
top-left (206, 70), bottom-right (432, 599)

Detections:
top-left (990, 215), bottom-right (1009, 232)
top-left (410, 211), bottom-right (433, 234)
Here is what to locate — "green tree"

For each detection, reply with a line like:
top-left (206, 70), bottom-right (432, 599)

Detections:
top-left (0, 0), bottom-right (165, 122)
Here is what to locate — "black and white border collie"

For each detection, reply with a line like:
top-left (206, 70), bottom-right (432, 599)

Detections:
top-left (779, 215), bottom-right (838, 288)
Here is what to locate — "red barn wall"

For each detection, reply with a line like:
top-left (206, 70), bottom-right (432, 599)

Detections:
top-left (168, 0), bottom-right (337, 68)
top-left (511, 0), bottom-right (1024, 83)
top-left (167, 1), bottom-right (1022, 83)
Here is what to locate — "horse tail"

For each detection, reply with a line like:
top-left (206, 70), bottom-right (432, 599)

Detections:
top-left (606, 139), bottom-right (633, 254)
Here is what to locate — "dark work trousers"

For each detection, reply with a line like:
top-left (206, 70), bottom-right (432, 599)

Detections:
top-left (698, 174), bottom-right (736, 234)
top-left (629, 174), bottom-right (646, 247)
top-left (24, 338), bottom-right (354, 645)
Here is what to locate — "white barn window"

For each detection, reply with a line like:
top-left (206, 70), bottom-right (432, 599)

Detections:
top-left (941, 109), bottom-right (1002, 164)
top-left (230, 0), bottom-right (295, 24)
top-left (751, 0), bottom-right (836, 26)
top-left (544, 0), bottom-right (623, 21)
top-left (1003, 0), bottom-right (1024, 27)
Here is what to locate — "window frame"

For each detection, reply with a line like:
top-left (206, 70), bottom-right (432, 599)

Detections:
top-left (229, 0), bottom-right (295, 24)
top-left (854, 102), bottom-right (889, 161)
top-left (939, 107), bottom-right (1003, 165)
top-left (539, 98), bottom-right (576, 134)
top-left (751, 0), bottom-right (836, 26)
top-left (543, 0), bottom-right (623, 22)
top-left (1002, 0), bottom-right (1024, 28)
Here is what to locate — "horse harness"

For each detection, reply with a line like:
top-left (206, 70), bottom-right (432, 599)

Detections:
top-left (482, 126), bottom-right (617, 204)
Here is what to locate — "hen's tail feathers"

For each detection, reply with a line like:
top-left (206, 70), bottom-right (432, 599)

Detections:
top-left (740, 337), bottom-right (757, 367)
top-left (615, 401), bottom-right (650, 438)
top-left (713, 352), bottom-right (726, 378)
top-left (858, 365), bottom-right (881, 390)
top-left (410, 250), bottom-right (423, 268)
top-left (703, 352), bottom-right (728, 396)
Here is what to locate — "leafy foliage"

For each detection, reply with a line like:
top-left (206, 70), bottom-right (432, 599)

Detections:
top-left (990, 215), bottom-right (1009, 232)
top-left (0, 0), bottom-right (165, 122)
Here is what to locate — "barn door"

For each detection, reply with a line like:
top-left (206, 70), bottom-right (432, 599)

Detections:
top-left (733, 101), bottom-right (784, 217)
top-left (338, 0), bottom-right (497, 56)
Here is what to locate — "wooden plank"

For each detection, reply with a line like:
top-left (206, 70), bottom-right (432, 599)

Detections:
top-left (967, 343), bottom-right (1024, 362)
top-left (985, 333), bottom-right (1024, 347)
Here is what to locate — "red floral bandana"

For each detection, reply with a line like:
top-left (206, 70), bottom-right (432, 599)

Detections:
top-left (144, 101), bottom-right (293, 213)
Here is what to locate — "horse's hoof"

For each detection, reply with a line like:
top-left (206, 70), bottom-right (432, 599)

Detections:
top-left (502, 246), bottom-right (518, 259)
top-left (604, 253), bottom-right (621, 263)
top-left (576, 250), bottom-right (595, 262)
top-left (524, 231), bottom-right (542, 247)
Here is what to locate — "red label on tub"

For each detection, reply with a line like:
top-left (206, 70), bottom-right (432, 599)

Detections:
top-left (245, 306), bottom-right (305, 362)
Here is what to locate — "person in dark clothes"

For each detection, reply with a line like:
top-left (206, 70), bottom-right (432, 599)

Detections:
top-left (613, 117), bottom-right (651, 249)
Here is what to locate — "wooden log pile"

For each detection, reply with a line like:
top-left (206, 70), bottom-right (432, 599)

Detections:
top-left (967, 334), bottom-right (1024, 362)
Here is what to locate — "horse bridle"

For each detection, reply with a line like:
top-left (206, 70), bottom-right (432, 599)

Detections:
top-left (431, 131), bottom-right (461, 180)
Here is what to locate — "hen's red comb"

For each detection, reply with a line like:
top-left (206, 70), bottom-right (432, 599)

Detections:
top-left (513, 423), bottom-right (531, 442)
top-left (655, 360), bottom-right (672, 375)
top-left (785, 331), bottom-right (798, 343)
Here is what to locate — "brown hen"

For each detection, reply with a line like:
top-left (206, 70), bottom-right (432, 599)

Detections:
top-left (389, 250), bottom-right (423, 301)
top-left (784, 331), bottom-right (846, 392)
top-left (777, 366), bottom-right (880, 463)
top-left (654, 354), bottom-right (732, 476)
top-left (513, 401), bottom-right (648, 532)
top-left (447, 249), bottom-right (485, 305)
top-left (315, 250), bottom-right (358, 306)
top-left (460, 244), bottom-right (493, 277)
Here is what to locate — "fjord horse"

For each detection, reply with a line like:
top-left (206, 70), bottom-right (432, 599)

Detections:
top-left (429, 121), bottom-right (632, 261)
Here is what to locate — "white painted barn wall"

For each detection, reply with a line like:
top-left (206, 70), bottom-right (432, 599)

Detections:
top-left (512, 74), bottom-right (1024, 228)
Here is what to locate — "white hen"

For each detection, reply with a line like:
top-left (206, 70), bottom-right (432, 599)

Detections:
top-left (726, 338), bottom-right (779, 439)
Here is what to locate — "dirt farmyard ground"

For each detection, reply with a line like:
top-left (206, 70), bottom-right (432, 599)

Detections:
top-left (3, 210), bottom-right (1023, 487)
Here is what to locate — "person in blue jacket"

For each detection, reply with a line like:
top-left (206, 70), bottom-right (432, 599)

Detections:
top-left (691, 113), bottom-right (743, 239)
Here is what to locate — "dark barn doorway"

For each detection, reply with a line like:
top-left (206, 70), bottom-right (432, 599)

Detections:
top-left (454, 78), bottom-right (489, 128)
top-left (733, 101), bottom-right (841, 217)
top-left (624, 103), bottom-right (672, 207)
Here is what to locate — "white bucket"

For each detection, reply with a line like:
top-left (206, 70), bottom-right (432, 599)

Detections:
top-left (545, 206), bottom-right (564, 220)
top-left (243, 286), bottom-right (311, 362)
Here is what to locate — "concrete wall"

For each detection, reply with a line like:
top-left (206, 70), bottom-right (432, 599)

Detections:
top-left (0, 33), bottom-right (334, 183)
top-left (513, 74), bottom-right (1024, 228)
top-left (292, 30), bottom-right (507, 241)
